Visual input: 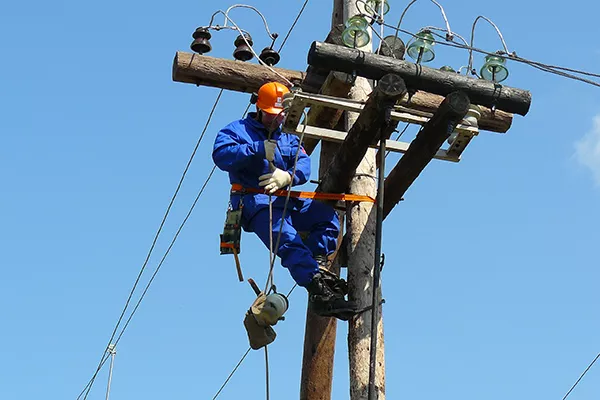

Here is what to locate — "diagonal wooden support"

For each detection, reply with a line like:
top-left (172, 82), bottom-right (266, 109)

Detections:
top-left (317, 74), bottom-right (407, 195)
top-left (308, 41), bottom-right (532, 116)
top-left (383, 91), bottom-right (471, 219)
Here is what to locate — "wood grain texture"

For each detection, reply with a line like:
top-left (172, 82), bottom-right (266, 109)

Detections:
top-left (308, 41), bottom-right (531, 117)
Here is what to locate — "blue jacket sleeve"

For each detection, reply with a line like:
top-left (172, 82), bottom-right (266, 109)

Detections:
top-left (213, 126), bottom-right (265, 172)
top-left (287, 136), bottom-right (310, 186)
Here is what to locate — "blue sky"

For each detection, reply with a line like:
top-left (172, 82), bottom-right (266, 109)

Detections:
top-left (1, 0), bottom-right (598, 399)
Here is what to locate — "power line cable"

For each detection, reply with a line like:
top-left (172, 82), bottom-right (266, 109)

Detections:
top-left (111, 166), bottom-right (217, 348)
top-left (562, 353), bottom-right (600, 400)
top-left (419, 28), bottom-right (600, 88)
top-left (385, 123), bottom-right (410, 159)
top-left (79, 4), bottom-right (309, 395)
top-left (101, 95), bottom-right (262, 358)
top-left (264, 346), bottom-right (271, 400)
top-left (369, 19), bottom-right (600, 89)
top-left (212, 347), bottom-right (252, 399)
top-left (117, 0), bottom-right (309, 390)
top-left (77, 89), bottom-right (225, 399)
top-left (76, 355), bottom-right (111, 400)
top-left (278, 0), bottom-right (310, 52)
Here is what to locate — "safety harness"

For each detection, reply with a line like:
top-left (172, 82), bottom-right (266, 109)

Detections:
top-left (220, 184), bottom-right (377, 282)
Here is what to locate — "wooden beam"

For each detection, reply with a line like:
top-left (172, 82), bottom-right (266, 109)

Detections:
top-left (308, 41), bottom-right (532, 116)
top-left (301, 24), bottom-right (345, 94)
top-left (383, 91), bottom-right (471, 219)
top-left (400, 91), bottom-right (511, 134)
top-left (172, 51), bottom-right (512, 134)
top-left (317, 74), bottom-right (407, 195)
top-left (172, 52), bottom-right (305, 92)
top-left (295, 124), bottom-right (460, 162)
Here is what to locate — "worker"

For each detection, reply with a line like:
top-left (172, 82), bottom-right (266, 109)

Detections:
top-left (212, 81), bottom-right (357, 320)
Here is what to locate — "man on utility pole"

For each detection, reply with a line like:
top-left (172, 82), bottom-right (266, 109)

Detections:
top-left (212, 81), bottom-right (356, 320)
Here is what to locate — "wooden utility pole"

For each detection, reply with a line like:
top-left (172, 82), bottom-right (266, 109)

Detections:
top-left (341, 2), bottom-right (386, 399)
top-left (171, 5), bottom-right (531, 398)
top-left (299, 3), bottom-right (344, 399)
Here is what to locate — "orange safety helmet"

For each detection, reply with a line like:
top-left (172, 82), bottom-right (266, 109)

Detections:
top-left (256, 82), bottom-right (290, 115)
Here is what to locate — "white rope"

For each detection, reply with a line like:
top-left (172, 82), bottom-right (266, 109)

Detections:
top-left (205, 9), bottom-right (294, 87)
top-left (263, 110), bottom-right (309, 293)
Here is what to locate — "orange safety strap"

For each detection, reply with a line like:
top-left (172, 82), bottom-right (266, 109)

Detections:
top-left (230, 184), bottom-right (376, 203)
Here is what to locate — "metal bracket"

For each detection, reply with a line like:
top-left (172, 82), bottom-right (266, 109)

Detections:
top-left (283, 92), bottom-right (480, 163)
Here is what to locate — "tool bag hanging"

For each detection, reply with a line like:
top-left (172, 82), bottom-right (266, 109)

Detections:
top-left (219, 204), bottom-right (243, 281)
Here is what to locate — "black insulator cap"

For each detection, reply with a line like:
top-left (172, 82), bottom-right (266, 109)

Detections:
top-left (259, 47), bottom-right (281, 66)
top-left (190, 27), bottom-right (212, 54)
top-left (233, 34), bottom-right (254, 61)
top-left (377, 35), bottom-right (406, 60)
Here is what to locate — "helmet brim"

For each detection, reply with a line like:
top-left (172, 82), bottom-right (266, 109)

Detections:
top-left (260, 106), bottom-right (285, 115)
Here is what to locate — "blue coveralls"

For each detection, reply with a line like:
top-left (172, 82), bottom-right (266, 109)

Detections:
top-left (212, 113), bottom-right (339, 287)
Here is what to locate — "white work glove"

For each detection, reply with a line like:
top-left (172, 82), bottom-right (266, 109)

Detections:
top-left (263, 140), bottom-right (277, 162)
top-left (259, 168), bottom-right (292, 194)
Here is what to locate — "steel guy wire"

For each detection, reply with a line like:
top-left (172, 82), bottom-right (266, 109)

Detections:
top-left (77, 88), bottom-right (225, 400)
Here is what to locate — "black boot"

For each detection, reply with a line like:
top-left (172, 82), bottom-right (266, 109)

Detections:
top-left (306, 270), bottom-right (357, 321)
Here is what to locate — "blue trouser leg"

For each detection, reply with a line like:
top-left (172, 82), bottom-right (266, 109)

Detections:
top-left (246, 207), bottom-right (319, 287)
top-left (291, 198), bottom-right (340, 258)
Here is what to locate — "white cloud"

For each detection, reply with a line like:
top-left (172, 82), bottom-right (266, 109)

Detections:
top-left (575, 115), bottom-right (600, 186)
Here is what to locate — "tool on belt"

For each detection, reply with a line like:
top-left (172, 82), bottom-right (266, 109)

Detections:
top-left (220, 202), bottom-right (243, 282)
